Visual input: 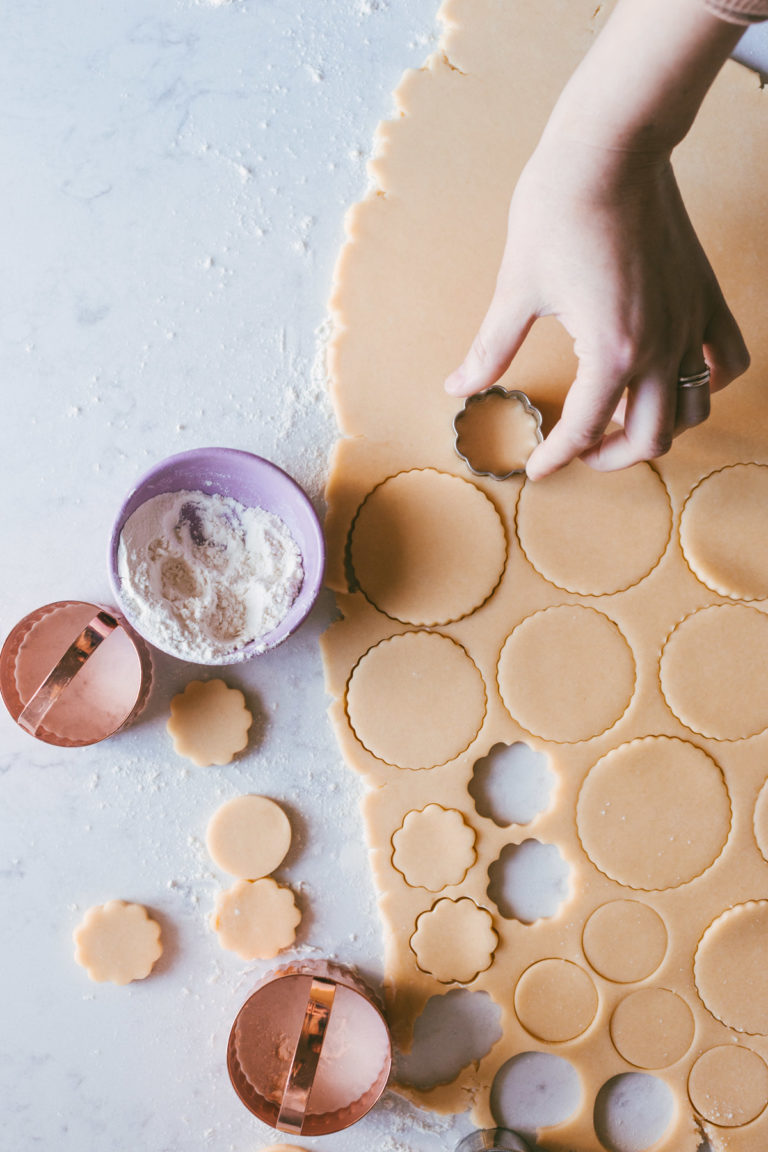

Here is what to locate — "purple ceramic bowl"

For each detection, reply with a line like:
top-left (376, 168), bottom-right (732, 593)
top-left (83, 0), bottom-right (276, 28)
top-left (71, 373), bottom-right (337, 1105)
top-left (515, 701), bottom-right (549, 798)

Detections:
top-left (108, 447), bottom-right (325, 664)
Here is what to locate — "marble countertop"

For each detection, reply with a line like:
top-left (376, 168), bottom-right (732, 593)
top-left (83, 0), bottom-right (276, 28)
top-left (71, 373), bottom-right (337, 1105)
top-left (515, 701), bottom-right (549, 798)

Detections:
top-left (2, 4), bottom-right (765, 1151)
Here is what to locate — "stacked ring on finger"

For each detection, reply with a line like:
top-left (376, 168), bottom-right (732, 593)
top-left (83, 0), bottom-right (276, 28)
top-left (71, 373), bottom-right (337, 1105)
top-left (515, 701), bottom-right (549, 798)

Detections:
top-left (675, 364), bottom-right (711, 429)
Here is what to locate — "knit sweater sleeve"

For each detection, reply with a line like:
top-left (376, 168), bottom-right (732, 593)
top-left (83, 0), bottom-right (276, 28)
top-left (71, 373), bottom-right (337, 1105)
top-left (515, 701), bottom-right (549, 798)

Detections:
top-left (703, 0), bottom-right (768, 23)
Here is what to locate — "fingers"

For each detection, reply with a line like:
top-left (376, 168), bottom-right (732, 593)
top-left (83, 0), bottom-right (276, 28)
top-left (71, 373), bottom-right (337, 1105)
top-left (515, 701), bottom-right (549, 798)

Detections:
top-left (584, 372), bottom-right (678, 471)
top-left (445, 286), bottom-right (535, 398)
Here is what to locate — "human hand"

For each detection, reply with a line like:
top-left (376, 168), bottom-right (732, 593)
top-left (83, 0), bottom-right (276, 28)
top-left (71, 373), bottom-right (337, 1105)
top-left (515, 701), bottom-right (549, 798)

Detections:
top-left (444, 138), bottom-right (749, 479)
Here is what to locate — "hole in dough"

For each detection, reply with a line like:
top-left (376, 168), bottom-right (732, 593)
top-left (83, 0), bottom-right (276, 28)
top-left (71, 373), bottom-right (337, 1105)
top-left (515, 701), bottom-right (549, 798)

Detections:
top-left (582, 901), bottom-right (668, 984)
top-left (694, 901), bottom-right (768, 1035)
top-left (594, 1073), bottom-right (675, 1152)
top-left (516, 459), bottom-right (671, 596)
top-left (395, 988), bottom-right (502, 1090)
top-left (497, 605), bottom-right (635, 744)
top-left (469, 741), bottom-right (554, 826)
top-left (610, 988), bottom-right (695, 1069)
top-left (392, 805), bottom-right (477, 891)
top-left (490, 1051), bottom-right (582, 1136)
top-left (487, 839), bottom-right (570, 924)
top-left (349, 469), bottom-right (507, 626)
top-left (688, 1044), bottom-right (768, 1128)
top-left (680, 463), bottom-right (768, 600)
top-left (754, 778), bottom-right (768, 864)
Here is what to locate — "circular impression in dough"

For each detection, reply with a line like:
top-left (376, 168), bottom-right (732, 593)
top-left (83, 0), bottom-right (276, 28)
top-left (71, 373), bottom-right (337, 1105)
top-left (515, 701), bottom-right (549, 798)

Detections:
top-left (516, 459), bottom-right (671, 596)
top-left (754, 778), bottom-right (768, 864)
top-left (73, 900), bottom-right (162, 985)
top-left (582, 900), bottom-right (668, 984)
top-left (167, 678), bottom-right (252, 767)
top-left (392, 804), bottom-right (477, 891)
top-left (660, 604), bottom-right (768, 740)
top-left (577, 737), bottom-right (731, 891)
top-left (497, 605), bottom-right (635, 743)
top-left (514, 959), bottom-right (598, 1043)
top-left (610, 988), bottom-right (695, 1069)
top-left (206, 794), bottom-right (291, 879)
top-left (349, 469), bottom-right (507, 626)
top-left (688, 1044), bottom-right (768, 1128)
top-left (410, 897), bottom-right (498, 984)
top-left (680, 463), bottom-right (768, 600)
top-left (695, 902), bottom-right (768, 1035)
top-left (211, 877), bottom-right (301, 961)
top-left (346, 631), bottom-right (486, 770)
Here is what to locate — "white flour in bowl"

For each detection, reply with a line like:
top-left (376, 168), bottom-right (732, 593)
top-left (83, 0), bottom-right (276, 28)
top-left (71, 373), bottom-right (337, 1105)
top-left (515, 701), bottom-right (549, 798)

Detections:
top-left (117, 490), bottom-right (304, 662)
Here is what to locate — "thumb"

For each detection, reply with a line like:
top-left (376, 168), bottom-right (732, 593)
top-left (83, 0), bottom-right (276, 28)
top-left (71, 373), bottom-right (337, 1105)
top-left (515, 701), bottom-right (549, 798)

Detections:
top-left (445, 285), bottom-right (535, 397)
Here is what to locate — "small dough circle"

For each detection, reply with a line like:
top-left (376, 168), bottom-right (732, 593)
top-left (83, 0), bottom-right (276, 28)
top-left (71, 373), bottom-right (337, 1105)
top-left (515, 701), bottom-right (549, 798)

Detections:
top-left (392, 805), bottom-right (477, 891)
top-left (610, 988), bottom-right (695, 1069)
top-left (73, 900), bottom-right (163, 985)
top-left (583, 901), bottom-right (668, 984)
top-left (346, 631), bottom-right (486, 770)
top-left (516, 459), bottom-right (671, 596)
top-left (514, 959), bottom-right (598, 1043)
top-left (680, 463), bottom-right (768, 600)
top-left (754, 777), bottom-right (768, 864)
top-left (350, 469), bottom-right (507, 625)
top-left (167, 679), bottom-right (252, 766)
top-left (497, 606), bottom-right (635, 743)
top-left (206, 794), bottom-right (292, 879)
top-left (660, 605), bottom-right (768, 740)
top-left (695, 902), bottom-right (768, 1034)
top-left (688, 1045), bottom-right (768, 1128)
top-left (212, 877), bottom-right (301, 961)
top-left (577, 737), bottom-right (731, 891)
top-left (410, 898), bottom-right (497, 984)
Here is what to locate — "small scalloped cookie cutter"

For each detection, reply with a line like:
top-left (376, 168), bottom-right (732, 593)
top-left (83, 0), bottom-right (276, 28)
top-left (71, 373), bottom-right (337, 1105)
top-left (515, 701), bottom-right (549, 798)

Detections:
top-left (453, 387), bottom-right (544, 480)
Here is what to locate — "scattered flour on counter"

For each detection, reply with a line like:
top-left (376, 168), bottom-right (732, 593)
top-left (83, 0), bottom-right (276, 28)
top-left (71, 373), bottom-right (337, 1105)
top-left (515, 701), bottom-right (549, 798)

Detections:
top-left (118, 490), bottom-right (303, 662)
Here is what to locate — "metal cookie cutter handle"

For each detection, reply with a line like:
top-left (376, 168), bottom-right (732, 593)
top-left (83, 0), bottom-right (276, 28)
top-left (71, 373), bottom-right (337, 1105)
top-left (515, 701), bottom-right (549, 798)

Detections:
top-left (455, 1129), bottom-right (532, 1152)
top-left (277, 976), bottom-right (336, 1133)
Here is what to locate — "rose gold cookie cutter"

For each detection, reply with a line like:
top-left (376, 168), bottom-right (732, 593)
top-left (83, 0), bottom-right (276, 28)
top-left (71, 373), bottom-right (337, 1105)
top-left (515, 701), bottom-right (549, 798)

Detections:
top-left (456, 1128), bottom-right (531, 1152)
top-left (228, 959), bottom-right (392, 1136)
top-left (453, 386), bottom-right (543, 480)
top-left (0, 600), bottom-right (153, 747)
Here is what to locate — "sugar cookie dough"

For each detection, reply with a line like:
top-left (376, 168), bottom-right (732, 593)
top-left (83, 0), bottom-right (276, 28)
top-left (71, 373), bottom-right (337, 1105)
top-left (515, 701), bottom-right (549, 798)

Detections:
top-left (680, 463), bottom-right (768, 600)
top-left (688, 1045), bottom-right (768, 1128)
top-left (410, 898), bottom-right (497, 984)
top-left (694, 902), bottom-right (768, 1035)
top-left (514, 959), bottom-right (598, 1043)
top-left (73, 900), bottom-right (162, 985)
top-left (350, 469), bottom-right (506, 626)
top-left (392, 805), bottom-right (476, 891)
top-left (206, 794), bottom-right (291, 879)
top-left (167, 679), bottom-right (252, 767)
top-left (610, 988), bottom-right (695, 1070)
top-left (212, 877), bottom-right (301, 961)
top-left (582, 901), bottom-right (668, 984)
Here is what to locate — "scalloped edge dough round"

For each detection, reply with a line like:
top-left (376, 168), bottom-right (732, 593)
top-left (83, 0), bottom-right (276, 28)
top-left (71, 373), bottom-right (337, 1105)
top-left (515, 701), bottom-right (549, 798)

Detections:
top-left (694, 902), bottom-right (768, 1035)
top-left (392, 805), bottom-right (477, 891)
top-left (167, 678), bottom-right (252, 767)
top-left (350, 469), bottom-right (507, 626)
top-left (516, 459), bottom-right (671, 596)
top-left (346, 631), bottom-right (487, 770)
top-left (410, 897), bottom-right (498, 984)
top-left (206, 794), bottom-right (291, 879)
top-left (73, 900), bottom-right (163, 985)
top-left (680, 463), bottom-right (768, 600)
top-left (212, 877), bottom-right (301, 961)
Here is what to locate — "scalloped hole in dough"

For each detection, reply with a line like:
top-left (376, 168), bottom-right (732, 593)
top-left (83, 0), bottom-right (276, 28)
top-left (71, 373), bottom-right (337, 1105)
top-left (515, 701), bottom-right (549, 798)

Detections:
top-left (395, 989), bottom-right (502, 1090)
top-left (469, 741), bottom-right (554, 827)
top-left (594, 1073), bottom-right (675, 1152)
top-left (490, 1051), bottom-right (581, 1135)
top-left (487, 839), bottom-right (570, 924)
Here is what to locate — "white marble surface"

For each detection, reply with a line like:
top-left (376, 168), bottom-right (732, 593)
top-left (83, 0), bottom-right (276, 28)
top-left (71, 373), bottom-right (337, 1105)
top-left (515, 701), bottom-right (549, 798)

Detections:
top-left (2, 3), bottom-right (766, 1151)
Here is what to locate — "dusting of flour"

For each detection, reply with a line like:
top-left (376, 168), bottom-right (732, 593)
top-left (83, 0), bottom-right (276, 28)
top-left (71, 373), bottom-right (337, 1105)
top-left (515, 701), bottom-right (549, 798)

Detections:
top-left (117, 490), bottom-right (303, 662)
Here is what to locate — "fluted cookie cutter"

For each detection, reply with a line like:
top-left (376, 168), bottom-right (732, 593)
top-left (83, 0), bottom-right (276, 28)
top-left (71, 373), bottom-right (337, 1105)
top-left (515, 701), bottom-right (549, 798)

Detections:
top-left (0, 600), bottom-right (152, 747)
top-left (455, 1129), bottom-right (532, 1152)
top-left (453, 387), bottom-right (543, 480)
top-left (228, 959), bottom-right (392, 1136)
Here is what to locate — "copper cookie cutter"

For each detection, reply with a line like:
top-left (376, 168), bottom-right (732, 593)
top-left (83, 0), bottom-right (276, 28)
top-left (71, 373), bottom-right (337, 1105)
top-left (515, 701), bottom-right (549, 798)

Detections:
top-left (453, 386), bottom-right (543, 480)
top-left (228, 959), bottom-right (392, 1136)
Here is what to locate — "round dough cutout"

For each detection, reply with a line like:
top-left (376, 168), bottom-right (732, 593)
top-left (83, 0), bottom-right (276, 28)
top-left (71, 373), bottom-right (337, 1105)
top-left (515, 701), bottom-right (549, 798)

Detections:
top-left (497, 606), bottom-right (635, 743)
top-left (350, 469), bottom-right (507, 625)
top-left (514, 959), bottom-right (598, 1043)
top-left (516, 459), bottom-right (671, 595)
top-left (610, 988), bottom-right (695, 1069)
top-left (689, 1045), bottom-right (768, 1128)
top-left (695, 902), bottom-right (768, 1034)
top-left (392, 805), bottom-right (476, 891)
top-left (680, 463), bottom-right (768, 600)
top-left (410, 897), bottom-right (497, 984)
top-left (347, 631), bottom-right (486, 770)
top-left (583, 901), bottom-right (668, 984)
top-left (577, 737), bottom-right (730, 891)
top-left (660, 604), bottom-right (768, 740)
top-left (206, 794), bottom-right (291, 879)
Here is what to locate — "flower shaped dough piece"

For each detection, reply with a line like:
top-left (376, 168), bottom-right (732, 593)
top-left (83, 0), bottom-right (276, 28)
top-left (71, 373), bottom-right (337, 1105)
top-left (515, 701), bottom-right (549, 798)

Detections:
top-left (392, 805), bottom-right (477, 891)
top-left (211, 877), bottom-right (301, 960)
top-left (73, 900), bottom-right (163, 985)
top-left (410, 897), bottom-right (498, 984)
top-left (167, 679), bottom-right (252, 767)
top-left (206, 794), bottom-right (292, 879)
